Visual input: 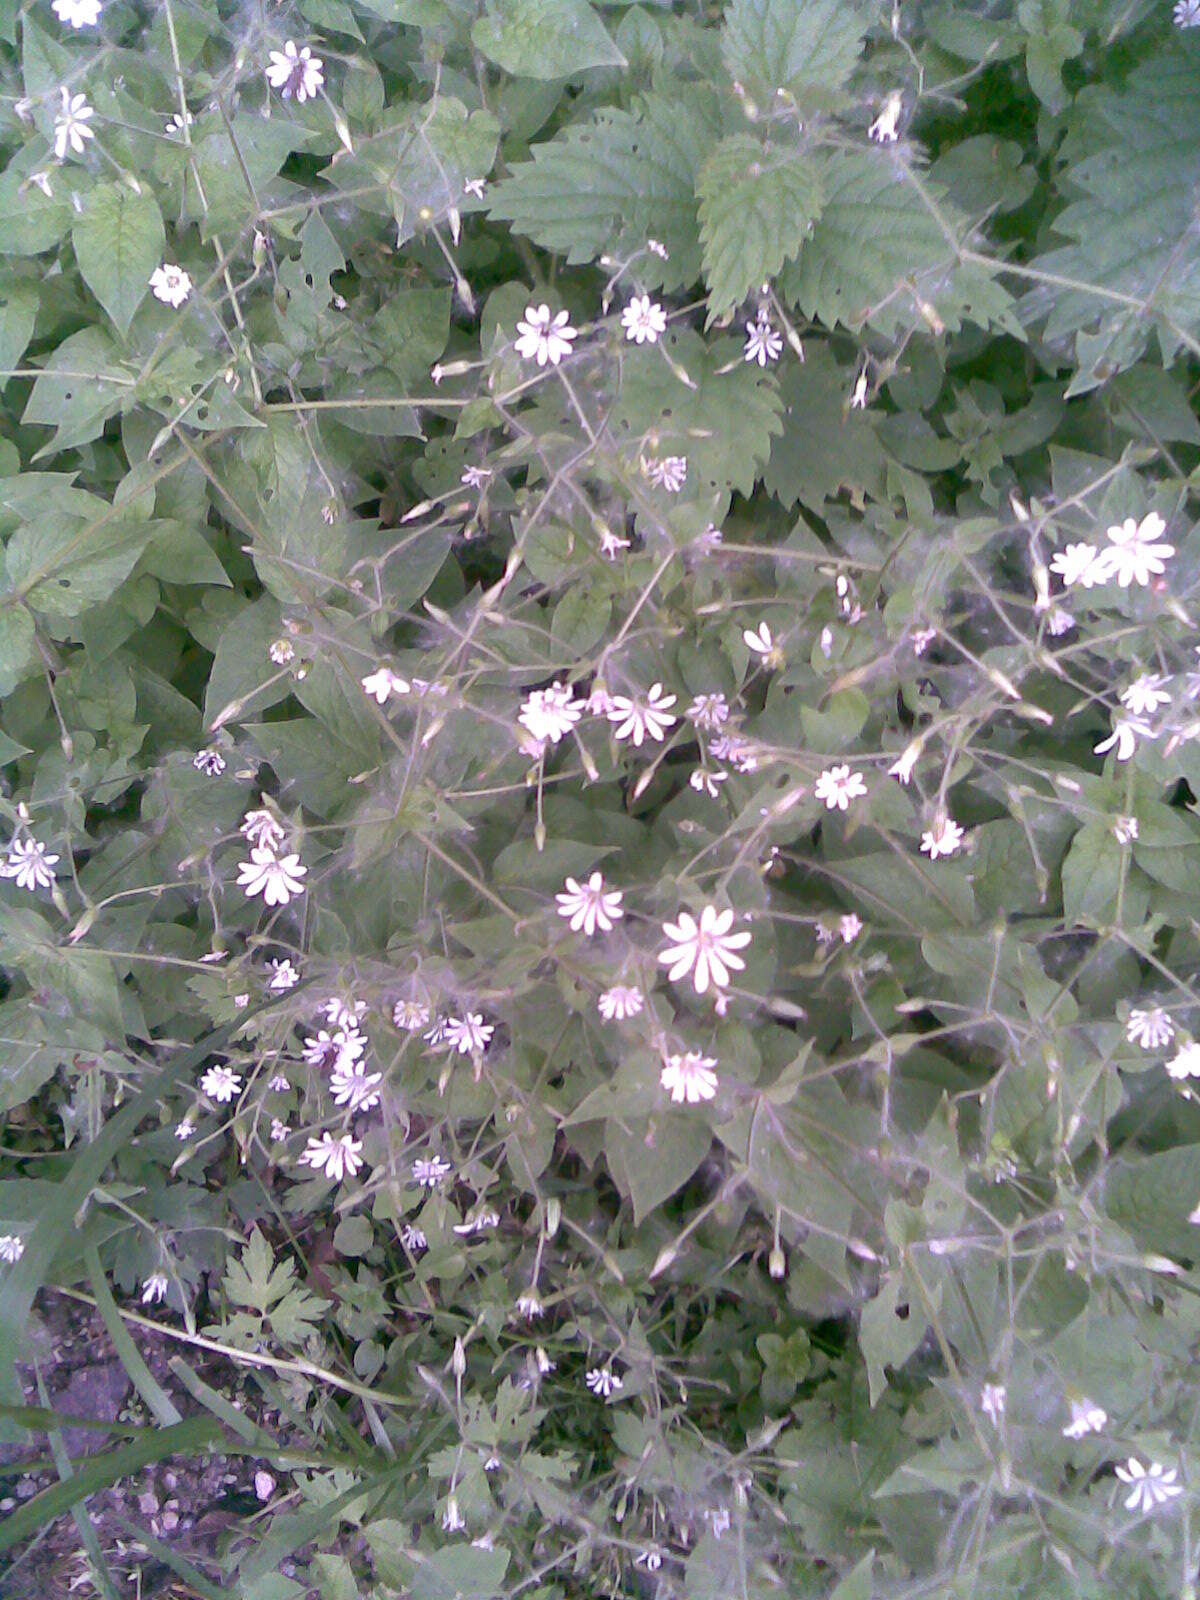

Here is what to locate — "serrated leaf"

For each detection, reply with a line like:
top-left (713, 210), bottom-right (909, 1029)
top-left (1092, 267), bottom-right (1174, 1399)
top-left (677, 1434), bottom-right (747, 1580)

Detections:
top-left (722, 0), bottom-right (866, 112)
top-left (473, 0), bottom-right (624, 79)
top-left (72, 183), bottom-right (166, 336)
top-left (488, 85), bottom-right (725, 289)
top-left (697, 135), bottom-right (824, 316)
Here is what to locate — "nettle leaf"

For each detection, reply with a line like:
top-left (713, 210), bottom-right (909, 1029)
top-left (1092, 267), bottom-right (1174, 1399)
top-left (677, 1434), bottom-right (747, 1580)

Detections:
top-left (473, 0), bottom-right (624, 78)
top-left (779, 152), bottom-right (1010, 336)
top-left (1024, 48), bottom-right (1200, 381)
top-left (697, 134), bottom-right (824, 317)
top-left (488, 85), bottom-right (726, 289)
top-left (721, 0), bottom-right (867, 113)
top-left (71, 182), bottom-right (165, 336)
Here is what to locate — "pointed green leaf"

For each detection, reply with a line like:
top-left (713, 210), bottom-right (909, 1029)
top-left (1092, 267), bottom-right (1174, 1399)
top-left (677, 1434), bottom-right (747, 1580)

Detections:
top-left (473, 0), bottom-right (624, 79)
top-left (72, 182), bottom-right (166, 336)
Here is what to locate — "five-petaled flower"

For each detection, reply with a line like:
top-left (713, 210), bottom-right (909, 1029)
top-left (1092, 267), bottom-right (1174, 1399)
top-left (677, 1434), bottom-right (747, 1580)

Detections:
top-left (641, 454), bottom-right (687, 492)
top-left (269, 958), bottom-right (300, 992)
top-left (266, 41), bottom-right (324, 102)
top-left (200, 1064), bottom-right (241, 1103)
top-left (514, 304), bottom-right (577, 367)
top-left (330, 1063), bottom-right (383, 1111)
top-left (0, 838), bottom-right (59, 892)
top-left (660, 1050), bottom-right (719, 1104)
top-left (241, 809), bottom-right (287, 851)
top-left (0, 1235), bottom-right (25, 1263)
top-left (1049, 543), bottom-right (1103, 588)
top-left (597, 985), bottom-right (643, 1021)
top-left (585, 1366), bottom-right (623, 1397)
top-left (621, 295), bottom-right (667, 345)
top-left (1126, 1007), bottom-right (1173, 1050)
top-left (1115, 1458), bottom-right (1182, 1513)
top-left (443, 1014), bottom-right (494, 1056)
top-left (1120, 674), bottom-right (1172, 717)
top-left (921, 817), bottom-right (965, 860)
top-left (141, 1272), bottom-right (169, 1305)
top-left (687, 692), bottom-right (729, 731)
top-left (1176, 0), bottom-right (1200, 25)
top-left (150, 264), bottom-right (192, 307)
top-left (362, 666), bottom-right (410, 704)
top-left (237, 847), bottom-right (307, 907)
top-left (52, 0), bottom-right (102, 24)
top-left (556, 872), bottom-right (623, 936)
top-left (814, 765), bottom-right (867, 811)
top-left (1099, 513), bottom-right (1173, 588)
top-left (744, 318), bottom-right (782, 366)
top-left (520, 682), bottom-right (582, 746)
top-left (299, 1132), bottom-right (364, 1182)
top-left (607, 683), bottom-right (677, 747)
top-left (1166, 1042), bottom-right (1200, 1080)
top-left (1062, 1399), bottom-right (1107, 1439)
top-left (658, 905), bottom-right (752, 995)
top-left (193, 748), bottom-right (225, 775)
top-left (412, 1154), bottom-right (452, 1188)
top-left (53, 88), bottom-right (94, 159)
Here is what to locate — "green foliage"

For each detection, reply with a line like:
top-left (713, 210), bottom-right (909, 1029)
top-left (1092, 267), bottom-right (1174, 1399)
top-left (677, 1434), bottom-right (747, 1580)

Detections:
top-left (0, 0), bottom-right (1199, 1597)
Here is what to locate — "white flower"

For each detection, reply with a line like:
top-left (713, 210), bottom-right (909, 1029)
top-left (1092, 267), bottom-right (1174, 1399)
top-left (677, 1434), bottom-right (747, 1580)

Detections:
top-left (412, 1155), bottom-right (452, 1188)
top-left (452, 1209), bottom-right (499, 1235)
top-left (299, 1132), bottom-right (364, 1182)
top-left (621, 295), bottom-right (667, 344)
top-left (687, 692), bottom-right (729, 731)
top-left (519, 682), bottom-right (582, 745)
top-left (269, 958), bottom-right (300, 992)
top-left (921, 817), bottom-right (965, 860)
top-left (269, 1074), bottom-right (290, 1092)
top-left (516, 1288), bottom-right (543, 1318)
top-left (53, 88), bottom-right (94, 159)
top-left (889, 742), bottom-right (922, 784)
top-left (556, 872), bottom-right (624, 936)
top-left (597, 985), bottom-right (643, 1021)
top-left (646, 238), bottom-right (669, 259)
top-left (1115, 1458), bottom-right (1183, 1512)
top-left (461, 465), bottom-right (491, 488)
top-left (1176, 0), bottom-right (1200, 25)
top-left (1049, 542), bottom-right (1103, 588)
top-left (0, 1235), bottom-right (25, 1264)
top-left (444, 1013), bottom-right (494, 1056)
top-left (980, 1383), bottom-right (1006, 1425)
top-left (839, 913), bottom-right (863, 943)
top-left (266, 41), bottom-right (324, 102)
top-left (0, 837), bottom-right (60, 891)
top-left (1062, 1399), bottom-right (1107, 1439)
top-left (814, 765), bottom-right (868, 811)
top-left (175, 1119), bottom-right (194, 1140)
top-left (585, 1367), bottom-right (623, 1397)
top-left (1094, 717), bottom-right (1151, 763)
top-left (1126, 1007), bottom-right (1173, 1050)
top-left (236, 848), bottom-right (307, 907)
top-left (1166, 1042), bottom-right (1200, 1080)
top-left (269, 638), bottom-right (295, 664)
top-left (658, 905), bottom-right (752, 995)
top-left (324, 997), bottom-right (366, 1030)
top-left (303, 1028), bottom-right (363, 1070)
top-left (149, 264), bottom-right (192, 308)
top-left (514, 303), bottom-right (577, 367)
top-left (400, 1223), bottom-right (427, 1250)
top-left (52, 0), bottom-right (101, 26)
top-left (1096, 513), bottom-right (1174, 588)
top-left (598, 525), bottom-right (630, 559)
top-left (869, 90), bottom-right (903, 143)
top-left (607, 682), bottom-right (678, 747)
top-left (849, 371), bottom-right (870, 409)
top-left (660, 1050), bottom-right (719, 1104)
top-left (641, 454), bottom-right (688, 492)
top-left (166, 110), bottom-right (194, 136)
top-left (29, 170), bottom-right (53, 198)
top-left (743, 622), bottom-right (775, 659)
top-left (706, 1508), bottom-right (731, 1540)
top-left (1120, 674), bottom-right (1172, 716)
top-left (141, 1272), bottom-right (169, 1305)
top-left (442, 1496), bottom-right (465, 1533)
top-left (192, 748), bottom-right (225, 775)
top-left (200, 1064), bottom-right (242, 1103)
top-left (241, 809), bottom-right (287, 851)
top-left (1046, 607), bottom-right (1075, 636)
top-left (393, 998), bottom-right (431, 1031)
top-left (1113, 815), bottom-right (1139, 846)
top-left (743, 318), bottom-right (782, 366)
top-left (362, 666), bottom-right (410, 703)
top-left (636, 1548), bottom-right (664, 1571)
top-left (690, 768), bottom-right (727, 798)
top-left (463, 177), bottom-right (487, 198)
top-left (330, 1063), bottom-right (383, 1111)
top-left (911, 626), bottom-right (937, 655)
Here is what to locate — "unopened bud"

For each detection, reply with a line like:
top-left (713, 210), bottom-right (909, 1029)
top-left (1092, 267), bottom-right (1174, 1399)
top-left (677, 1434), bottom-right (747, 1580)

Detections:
top-left (544, 1197), bottom-right (560, 1239)
top-left (768, 1245), bottom-right (786, 1279)
top-left (451, 1337), bottom-right (466, 1377)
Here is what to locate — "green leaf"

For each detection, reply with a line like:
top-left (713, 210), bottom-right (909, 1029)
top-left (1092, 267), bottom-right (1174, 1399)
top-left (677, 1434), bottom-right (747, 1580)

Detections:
top-left (488, 85), bottom-right (725, 289)
top-left (5, 509), bottom-right (155, 618)
top-left (1060, 823), bottom-right (1121, 927)
top-left (72, 183), bottom-right (166, 336)
top-left (606, 1113), bottom-right (712, 1224)
top-left (0, 605), bottom-right (36, 694)
top-left (473, 0), bottom-right (624, 79)
top-left (763, 344), bottom-right (887, 508)
top-left (697, 135), bottom-right (824, 316)
top-left (551, 586), bottom-right (611, 655)
top-left (722, 0), bottom-right (866, 113)
top-left (0, 281), bottom-right (37, 386)
top-left (22, 327), bottom-right (128, 454)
